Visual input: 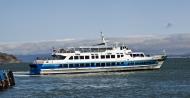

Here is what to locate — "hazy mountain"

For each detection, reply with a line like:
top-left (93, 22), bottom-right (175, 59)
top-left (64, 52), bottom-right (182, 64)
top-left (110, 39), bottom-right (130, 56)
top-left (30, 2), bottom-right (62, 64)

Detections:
top-left (0, 33), bottom-right (190, 56)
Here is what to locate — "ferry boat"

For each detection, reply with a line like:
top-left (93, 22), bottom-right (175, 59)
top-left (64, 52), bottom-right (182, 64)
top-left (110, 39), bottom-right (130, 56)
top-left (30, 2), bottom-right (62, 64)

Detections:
top-left (29, 33), bottom-right (167, 75)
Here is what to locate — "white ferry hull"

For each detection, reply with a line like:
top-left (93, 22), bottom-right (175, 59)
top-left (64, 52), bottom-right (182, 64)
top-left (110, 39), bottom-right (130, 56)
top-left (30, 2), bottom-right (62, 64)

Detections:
top-left (40, 64), bottom-right (162, 75)
top-left (30, 59), bottom-right (165, 75)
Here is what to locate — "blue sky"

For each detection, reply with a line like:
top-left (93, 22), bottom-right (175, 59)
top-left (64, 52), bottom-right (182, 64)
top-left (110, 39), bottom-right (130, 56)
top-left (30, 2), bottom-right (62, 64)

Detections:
top-left (0, 0), bottom-right (190, 43)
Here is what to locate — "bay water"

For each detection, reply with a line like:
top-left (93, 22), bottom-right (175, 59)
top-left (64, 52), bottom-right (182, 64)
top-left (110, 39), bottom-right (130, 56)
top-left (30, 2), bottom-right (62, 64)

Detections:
top-left (0, 58), bottom-right (190, 98)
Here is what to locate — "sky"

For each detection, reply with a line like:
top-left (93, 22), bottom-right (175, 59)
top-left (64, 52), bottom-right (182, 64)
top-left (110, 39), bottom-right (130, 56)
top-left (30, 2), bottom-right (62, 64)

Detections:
top-left (0, 0), bottom-right (190, 43)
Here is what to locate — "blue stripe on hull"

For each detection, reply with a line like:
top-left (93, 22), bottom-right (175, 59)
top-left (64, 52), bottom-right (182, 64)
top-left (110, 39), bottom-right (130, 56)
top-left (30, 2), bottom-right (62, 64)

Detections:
top-left (30, 60), bottom-right (158, 75)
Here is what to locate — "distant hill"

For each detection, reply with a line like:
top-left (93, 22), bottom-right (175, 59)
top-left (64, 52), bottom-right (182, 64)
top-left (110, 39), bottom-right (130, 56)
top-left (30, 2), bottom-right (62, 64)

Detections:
top-left (0, 52), bottom-right (20, 63)
top-left (0, 33), bottom-right (190, 55)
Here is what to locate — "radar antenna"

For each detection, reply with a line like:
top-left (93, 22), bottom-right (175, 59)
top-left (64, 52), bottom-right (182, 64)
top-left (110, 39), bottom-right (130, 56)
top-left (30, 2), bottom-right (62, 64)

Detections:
top-left (100, 32), bottom-right (108, 46)
top-left (101, 32), bottom-right (106, 44)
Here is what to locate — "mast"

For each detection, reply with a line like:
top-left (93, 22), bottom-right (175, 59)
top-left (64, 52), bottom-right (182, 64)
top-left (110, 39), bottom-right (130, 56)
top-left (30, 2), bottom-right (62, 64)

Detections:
top-left (100, 32), bottom-right (107, 46)
top-left (93, 32), bottom-right (108, 46)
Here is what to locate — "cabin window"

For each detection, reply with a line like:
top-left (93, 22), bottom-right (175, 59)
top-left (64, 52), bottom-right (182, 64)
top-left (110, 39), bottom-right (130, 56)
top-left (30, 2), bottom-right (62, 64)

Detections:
top-left (136, 54), bottom-right (140, 57)
top-left (69, 56), bottom-right (73, 60)
top-left (69, 64), bottom-right (74, 68)
top-left (106, 55), bottom-right (110, 59)
top-left (61, 56), bottom-right (66, 59)
top-left (80, 56), bottom-right (84, 59)
top-left (117, 55), bottom-right (120, 58)
top-left (56, 55), bottom-right (66, 60)
top-left (111, 55), bottom-right (115, 58)
top-left (101, 55), bottom-right (105, 59)
top-left (121, 55), bottom-right (124, 57)
top-left (129, 61), bottom-right (134, 65)
top-left (85, 56), bottom-right (89, 59)
top-left (106, 63), bottom-right (111, 66)
top-left (101, 63), bottom-right (105, 67)
top-left (91, 63), bottom-right (95, 67)
top-left (133, 54), bottom-right (136, 57)
top-left (140, 54), bottom-right (144, 57)
top-left (91, 56), bottom-right (95, 59)
top-left (130, 54), bottom-right (132, 57)
top-left (74, 56), bottom-right (79, 59)
top-left (117, 62), bottom-right (120, 65)
top-left (121, 62), bottom-right (124, 65)
top-left (86, 63), bottom-right (90, 67)
top-left (63, 64), bottom-right (68, 68)
top-left (96, 55), bottom-right (99, 59)
top-left (111, 62), bottom-right (115, 66)
top-left (80, 63), bottom-right (85, 67)
top-left (75, 64), bottom-right (80, 67)
top-left (96, 63), bottom-right (100, 67)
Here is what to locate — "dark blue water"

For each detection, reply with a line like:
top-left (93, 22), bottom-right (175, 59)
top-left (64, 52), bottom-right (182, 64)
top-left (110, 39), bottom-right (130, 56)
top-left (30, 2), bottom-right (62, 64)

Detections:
top-left (0, 58), bottom-right (190, 98)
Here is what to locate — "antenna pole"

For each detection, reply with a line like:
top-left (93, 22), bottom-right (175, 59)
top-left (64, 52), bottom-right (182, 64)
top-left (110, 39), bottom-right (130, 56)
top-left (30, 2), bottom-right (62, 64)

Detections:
top-left (100, 32), bottom-right (107, 46)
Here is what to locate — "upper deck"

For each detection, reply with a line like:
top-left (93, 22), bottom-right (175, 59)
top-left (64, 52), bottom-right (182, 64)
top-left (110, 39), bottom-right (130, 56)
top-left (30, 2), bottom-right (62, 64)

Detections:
top-left (52, 45), bottom-right (130, 56)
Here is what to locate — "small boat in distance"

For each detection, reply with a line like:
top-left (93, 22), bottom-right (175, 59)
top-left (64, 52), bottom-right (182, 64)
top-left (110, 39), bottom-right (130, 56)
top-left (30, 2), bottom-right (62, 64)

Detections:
top-left (29, 32), bottom-right (167, 75)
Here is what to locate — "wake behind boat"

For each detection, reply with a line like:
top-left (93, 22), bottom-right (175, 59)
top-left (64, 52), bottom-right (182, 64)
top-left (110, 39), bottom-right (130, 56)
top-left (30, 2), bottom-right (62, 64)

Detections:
top-left (29, 33), bottom-right (167, 75)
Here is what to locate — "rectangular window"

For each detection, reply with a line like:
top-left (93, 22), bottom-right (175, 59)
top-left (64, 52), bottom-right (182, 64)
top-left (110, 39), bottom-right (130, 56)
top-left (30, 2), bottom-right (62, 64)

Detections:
top-left (106, 55), bottom-right (110, 59)
top-left (111, 55), bottom-right (115, 58)
top-left (111, 62), bottom-right (115, 66)
top-left (91, 63), bottom-right (95, 67)
top-left (137, 54), bottom-right (140, 57)
top-left (117, 55), bottom-right (120, 58)
top-left (133, 54), bottom-right (137, 57)
top-left (129, 62), bottom-right (134, 65)
top-left (101, 55), bottom-right (105, 59)
top-left (74, 56), bottom-right (79, 59)
top-left (69, 56), bottom-right (73, 60)
top-left (106, 63), bottom-right (110, 66)
top-left (85, 56), bottom-right (89, 59)
top-left (96, 63), bottom-right (100, 67)
top-left (91, 56), bottom-right (95, 59)
top-left (86, 63), bottom-right (90, 67)
top-left (117, 62), bottom-right (120, 65)
top-left (75, 64), bottom-right (80, 67)
top-left (101, 63), bottom-right (105, 67)
top-left (80, 56), bottom-right (84, 59)
top-left (57, 56), bottom-right (66, 60)
top-left (80, 63), bottom-right (85, 67)
top-left (63, 64), bottom-right (68, 68)
top-left (69, 64), bottom-right (74, 68)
